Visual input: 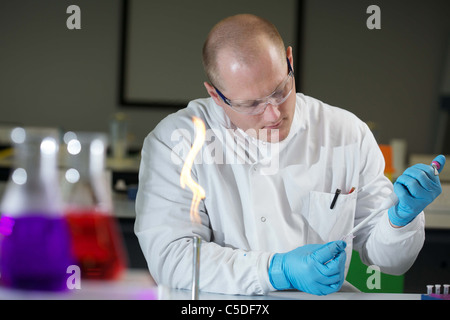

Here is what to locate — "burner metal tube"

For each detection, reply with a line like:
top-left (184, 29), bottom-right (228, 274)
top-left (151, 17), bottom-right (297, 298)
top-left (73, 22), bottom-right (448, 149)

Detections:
top-left (191, 236), bottom-right (201, 300)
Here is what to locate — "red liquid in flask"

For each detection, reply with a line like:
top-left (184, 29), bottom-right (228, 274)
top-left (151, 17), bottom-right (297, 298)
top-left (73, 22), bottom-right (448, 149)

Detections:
top-left (66, 209), bottom-right (126, 279)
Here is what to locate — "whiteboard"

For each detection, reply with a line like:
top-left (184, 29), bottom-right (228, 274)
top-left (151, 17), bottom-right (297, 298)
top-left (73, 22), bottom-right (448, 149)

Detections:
top-left (120, 0), bottom-right (299, 107)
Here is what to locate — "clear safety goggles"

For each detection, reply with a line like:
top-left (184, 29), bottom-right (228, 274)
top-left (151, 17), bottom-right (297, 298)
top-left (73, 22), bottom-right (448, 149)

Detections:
top-left (214, 58), bottom-right (295, 116)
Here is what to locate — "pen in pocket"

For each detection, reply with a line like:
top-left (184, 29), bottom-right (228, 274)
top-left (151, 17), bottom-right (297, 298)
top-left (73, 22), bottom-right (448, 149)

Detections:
top-left (330, 189), bottom-right (341, 209)
top-left (330, 187), bottom-right (355, 209)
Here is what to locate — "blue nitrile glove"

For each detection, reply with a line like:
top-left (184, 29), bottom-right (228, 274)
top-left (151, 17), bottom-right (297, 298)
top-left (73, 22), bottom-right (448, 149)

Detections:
top-left (388, 155), bottom-right (446, 227)
top-left (268, 241), bottom-right (347, 296)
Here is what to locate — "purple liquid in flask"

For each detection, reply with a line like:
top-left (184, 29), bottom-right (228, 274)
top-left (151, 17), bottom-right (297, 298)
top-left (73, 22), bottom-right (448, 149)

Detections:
top-left (0, 213), bottom-right (74, 291)
top-left (0, 127), bottom-right (74, 291)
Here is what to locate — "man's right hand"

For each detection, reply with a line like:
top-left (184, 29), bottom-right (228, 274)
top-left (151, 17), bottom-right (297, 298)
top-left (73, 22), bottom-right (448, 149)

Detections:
top-left (268, 240), bottom-right (347, 296)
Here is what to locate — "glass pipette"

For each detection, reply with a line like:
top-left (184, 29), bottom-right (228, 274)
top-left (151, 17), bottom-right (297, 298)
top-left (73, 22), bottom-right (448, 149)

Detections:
top-left (342, 159), bottom-right (442, 242)
top-left (341, 192), bottom-right (399, 243)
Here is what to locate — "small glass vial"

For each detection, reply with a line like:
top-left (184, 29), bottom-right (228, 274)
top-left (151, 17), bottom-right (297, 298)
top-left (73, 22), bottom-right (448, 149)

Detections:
top-left (61, 132), bottom-right (127, 279)
top-left (435, 284), bottom-right (441, 295)
top-left (0, 127), bottom-right (74, 291)
top-left (109, 113), bottom-right (128, 159)
top-left (443, 284), bottom-right (449, 295)
top-left (426, 285), bottom-right (434, 295)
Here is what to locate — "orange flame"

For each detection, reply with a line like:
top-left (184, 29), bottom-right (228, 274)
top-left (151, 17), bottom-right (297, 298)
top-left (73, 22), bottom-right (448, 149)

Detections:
top-left (180, 116), bottom-right (206, 224)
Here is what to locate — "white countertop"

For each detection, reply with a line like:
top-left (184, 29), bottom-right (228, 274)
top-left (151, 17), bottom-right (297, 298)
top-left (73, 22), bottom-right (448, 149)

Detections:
top-left (0, 269), bottom-right (422, 300)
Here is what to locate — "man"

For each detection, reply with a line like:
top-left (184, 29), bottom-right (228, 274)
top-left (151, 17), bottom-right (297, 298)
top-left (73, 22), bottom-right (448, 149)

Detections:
top-left (135, 14), bottom-right (444, 295)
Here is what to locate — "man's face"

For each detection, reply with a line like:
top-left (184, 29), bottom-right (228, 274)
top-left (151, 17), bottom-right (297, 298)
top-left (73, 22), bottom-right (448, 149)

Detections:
top-left (205, 45), bottom-right (296, 143)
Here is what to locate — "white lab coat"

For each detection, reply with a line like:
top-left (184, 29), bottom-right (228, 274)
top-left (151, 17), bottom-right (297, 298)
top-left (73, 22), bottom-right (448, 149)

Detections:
top-left (135, 93), bottom-right (425, 295)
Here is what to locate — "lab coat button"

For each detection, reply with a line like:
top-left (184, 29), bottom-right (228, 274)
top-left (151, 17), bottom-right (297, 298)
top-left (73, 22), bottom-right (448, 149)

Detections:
top-left (261, 217), bottom-right (266, 222)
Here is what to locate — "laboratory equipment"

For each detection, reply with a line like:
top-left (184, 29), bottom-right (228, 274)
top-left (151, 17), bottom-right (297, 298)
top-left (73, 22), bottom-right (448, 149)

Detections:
top-left (342, 192), bottom-right (399, 242)
top-left (431, 160), bottom-right (441, 176)
top-left (422, 284), bottom-right (450, 300)
top-left (390, 139), bottom-right (407, 180)
top-left (0, 127), bottom-right (74, 291)
top-left (342, 156), bottom-right (446, 241)
top-left (388, 155), bottom-right (445, 226)
top-left (178, 117), bottom-right (205, 300)
top-left (61, 132), bottom-right (127, 279)
top-left (427, 285), bottom-right (433, 295)
top-left (435, 284), bottom-right (441, 294)
top-left (191, 236), bottom-right (201, 300)
top-left (109, 113), bottom-right (128, 159)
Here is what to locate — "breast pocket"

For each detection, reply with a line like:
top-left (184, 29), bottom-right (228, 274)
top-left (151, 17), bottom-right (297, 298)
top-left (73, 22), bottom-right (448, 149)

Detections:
top-left (308, 191), bottom-right (356, 244)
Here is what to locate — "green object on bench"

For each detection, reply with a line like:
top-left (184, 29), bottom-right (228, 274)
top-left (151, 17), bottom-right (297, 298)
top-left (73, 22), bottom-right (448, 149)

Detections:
top-left (346, 250), bottom-right (404, 293)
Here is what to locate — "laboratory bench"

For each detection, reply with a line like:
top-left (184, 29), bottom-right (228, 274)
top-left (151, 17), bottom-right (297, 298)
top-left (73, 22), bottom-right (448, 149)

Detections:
top-left (0, 155), bottom-right (449, 296)
top-left (113, 183), bottom-right (450, 294)
top-left (0, 183), bottom-right (449, 294)
top-left (116, 193), bottom-right (450, 294)
top-left (0, 269), bottom-right (424, 300)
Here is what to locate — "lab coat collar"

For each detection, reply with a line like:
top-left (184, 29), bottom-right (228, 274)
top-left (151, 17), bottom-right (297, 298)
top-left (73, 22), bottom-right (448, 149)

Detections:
top-left (209, 99), bottom-right (236, 130)
top-left (208, 94), bottom-right (305, 164)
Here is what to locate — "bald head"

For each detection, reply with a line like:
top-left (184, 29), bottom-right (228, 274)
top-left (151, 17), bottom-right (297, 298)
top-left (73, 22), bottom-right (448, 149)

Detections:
top-left (202, 14), bottom-right (286, 90)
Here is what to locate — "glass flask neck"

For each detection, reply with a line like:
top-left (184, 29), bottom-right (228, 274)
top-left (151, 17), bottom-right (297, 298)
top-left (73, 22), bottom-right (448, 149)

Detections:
top-left (62, 132), bottom-right (112, 212)
top-left (1, 127), bottom-right (62, 217)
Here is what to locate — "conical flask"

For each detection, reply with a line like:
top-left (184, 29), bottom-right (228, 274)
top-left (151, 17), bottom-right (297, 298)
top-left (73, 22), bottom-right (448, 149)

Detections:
top-left (0, 127), bottom-right (74, 291)
top-left (61, 132), bottom-right (127, 279)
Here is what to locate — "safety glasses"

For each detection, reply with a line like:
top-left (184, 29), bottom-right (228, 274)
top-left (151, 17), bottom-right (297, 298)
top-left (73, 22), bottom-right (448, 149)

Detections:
top-left (214, 58), bottom-right (294, 115)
